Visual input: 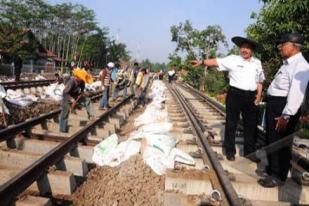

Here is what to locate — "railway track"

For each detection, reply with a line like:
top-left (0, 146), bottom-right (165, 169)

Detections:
top-left (0, 79), bottom-right (307, 205)
top-left (0, 92), bottom-right (136, 205)
top-left (166, 82), bottom-right (309, 205)
top-left (0, 80), bottom-right (55, 90)
top-left (0, 79), bottom-right (103, 128)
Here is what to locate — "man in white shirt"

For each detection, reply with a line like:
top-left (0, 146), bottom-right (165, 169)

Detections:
top-left (258, 33), bottom-right (309, 188)
top-left (191, 36), bottom-right (265, 161)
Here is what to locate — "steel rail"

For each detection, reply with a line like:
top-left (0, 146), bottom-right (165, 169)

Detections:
top-left (0, 95), bottom-right (133, 206)
top-left (0, 90), bottom-right (103, 142)
top-left (180, 83), bottom-right (309, 187)
top-left (181, 83), bottom-right (267, 145)
top-left (0, 80), bottom-right (55, 90)
top-left (168, 84), bottom-right (241, 206)
top-left (183, 83), bottom-right (226, 117)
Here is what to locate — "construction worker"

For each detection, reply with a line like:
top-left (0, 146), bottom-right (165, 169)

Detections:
top-left (135, 68), bottom-right (147, 107)
top-left (112, 65), bottom-right (129, 100)
top-left (99, 62), bottom-right (113, 110)
top-left (129, 62), bottom-right (140, 96)
top-left (13, 56), bottom-right (22, 81)
top-left (59, 72), bottom-right (94, 133)
top-left (191, 36), bottom-right (265, 161)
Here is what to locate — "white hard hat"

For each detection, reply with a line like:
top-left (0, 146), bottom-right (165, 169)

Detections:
top-left (107, 62), bottom-right (114, 68)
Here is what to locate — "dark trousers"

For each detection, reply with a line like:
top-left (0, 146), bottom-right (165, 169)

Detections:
top-left (224, 87), bottom-right (257, 156)
top-left (266, 96), bottom-right (300, 181)
top-left (59, 95), bottom-right (94, 132)
top-left (168, 75), bottom-right (173, 83)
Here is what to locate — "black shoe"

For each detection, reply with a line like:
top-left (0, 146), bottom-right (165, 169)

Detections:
top-left (226, 154), bottom-right (235, 161)
top-left (258, 176), bottom-right (284, 188)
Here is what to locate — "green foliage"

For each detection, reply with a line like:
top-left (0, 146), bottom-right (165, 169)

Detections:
top-left (151, 62), bottom-right (167, 73)
top-left (106, 40), bottom-right (130, 64)
top-left (0, 0), bottom-right (130, 67)
top-left (183, 66), bottom-right (204, 88)
top-left (140, 58), bottom-right (166, 72)
top-left (170, 20), bottom-right (227, 59)
top-left (76, 28), bottom-right (108, 67)
top-left (247, 0), bottom-right (309, 83)
top-left (205, 69), bottom-right (228, 94)
top-left (169, 20), bottom-right (228, 92)
top-left (0, 23), bottom-right (38, 59)
top-left (168, 53), bottom-right (182, 69)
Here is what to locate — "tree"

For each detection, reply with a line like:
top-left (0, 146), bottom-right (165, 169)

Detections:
top-left (246, 0), bottom-right (309, 84)
top-left (77, 27), bottom-right (109, 67)
top-left (106, 40), bottom-right (130, 63)
top-left (167, 53), bottom-right (182, 69)
top-left (0, 0), bottom-right (130, 68)
top-left (0, 23), bottom-right (38, 61)
top-left (171, 20), bottom-right (196, 57)
top-left (170, 20), bottom-right (228, 91)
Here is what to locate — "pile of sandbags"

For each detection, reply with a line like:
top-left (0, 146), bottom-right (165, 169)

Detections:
top-left (92, 80), bottom-right (195, 175)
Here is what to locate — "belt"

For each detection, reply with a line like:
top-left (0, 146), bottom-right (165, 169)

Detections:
top-left (266, 95), bottom-right (287, 101)
top-left (229, 86), bottom-right (256, 95)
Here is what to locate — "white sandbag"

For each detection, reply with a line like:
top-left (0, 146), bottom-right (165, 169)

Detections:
top-left (43, 83), bottom-right (64, 101)
top-left (105, 139), bottom-right (141, 167)
top-left (144, 134), bottom-right (176, 155)
top-left (138, 122), bottom-right (172, 134)
top-left (0, 98), bottom-right (9, 114)
top-left (92, 134), bottom-right (118, 166)
top-left (143, 146), bottom-right (172, 175)
top-left (85, 81), bottom-right (101, 91)
top-left (139, 134), bottom-right (194, 175)
top-left (169, 148), bottom-right (195, 165)
top-left (134, 105), bottom-right (168, 126)
top-left (5, 89), bottom-right (38, 107)
top-left (6, 89), bottom-right (23, 99)
top-left (0, 85), bottom-right (6, 98)
top-left (35, 74), bottom-right (46, 80)
top-left (92, 134), bottom-right (141, 167)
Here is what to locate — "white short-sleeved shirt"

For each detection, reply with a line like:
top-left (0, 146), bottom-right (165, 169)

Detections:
top-left (267, 53), bottom-right (309, 116)
top-left (216, 55), bottom-right (265, 91)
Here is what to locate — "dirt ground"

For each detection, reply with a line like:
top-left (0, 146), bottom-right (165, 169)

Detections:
top-left (72, 155), bottom-right (164, 206)
top-left (117, 106), bottom-right (145, 141)
top-left (71, 105), bottom-right (165, 206)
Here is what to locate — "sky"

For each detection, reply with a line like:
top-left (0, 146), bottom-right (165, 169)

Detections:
top-left (49, 0), bottom-right (263, 63)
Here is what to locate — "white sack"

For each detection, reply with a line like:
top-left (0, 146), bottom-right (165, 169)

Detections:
top-left (92, 134), bottom-right (118, 166)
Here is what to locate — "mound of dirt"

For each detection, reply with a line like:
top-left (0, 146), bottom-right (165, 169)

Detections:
top-left (72, 155), bottom-right (164, 206)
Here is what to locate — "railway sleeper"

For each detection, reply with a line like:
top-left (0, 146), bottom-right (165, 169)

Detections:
top-left (0, 149), bottom-right (88, 177)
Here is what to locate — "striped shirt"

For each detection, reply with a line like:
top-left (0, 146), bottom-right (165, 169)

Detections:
top-left (99, 68), bottom-right (112, 86)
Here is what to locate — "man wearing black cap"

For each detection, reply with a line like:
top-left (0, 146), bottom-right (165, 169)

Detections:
top-left (258, 33), bottom-right (309, 187)
top-left (191, 36), bottom-right (265, 161)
